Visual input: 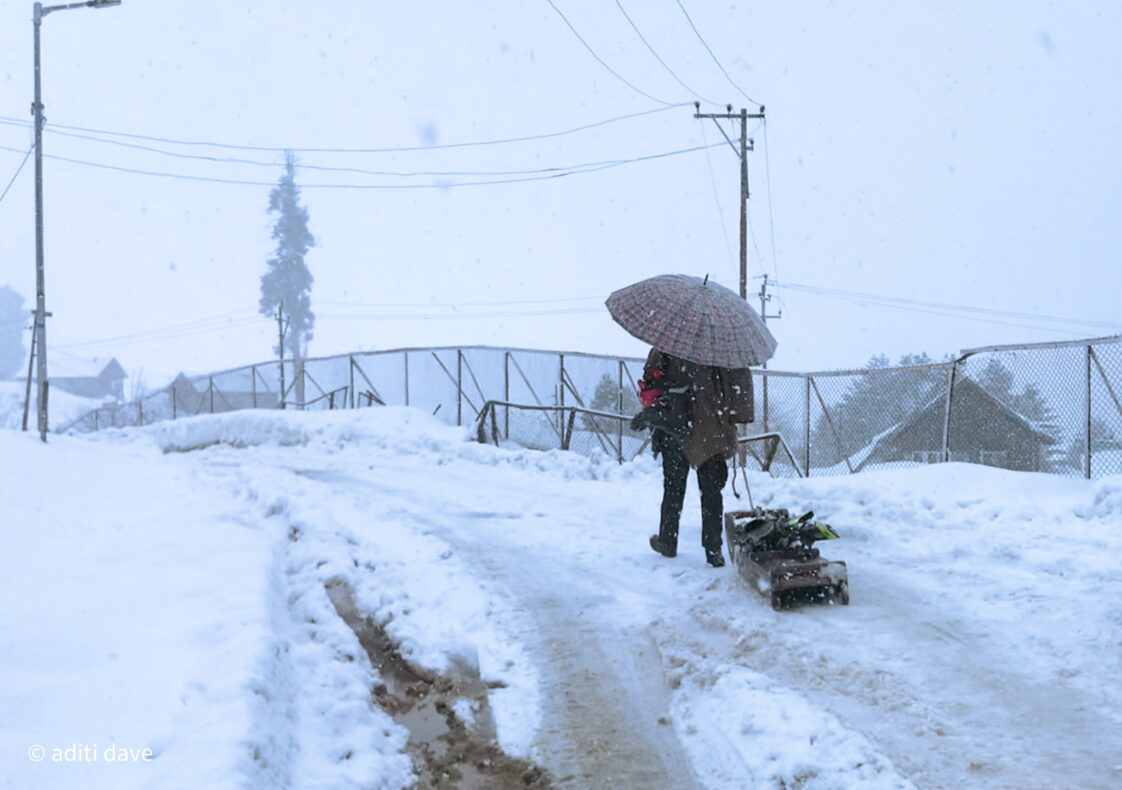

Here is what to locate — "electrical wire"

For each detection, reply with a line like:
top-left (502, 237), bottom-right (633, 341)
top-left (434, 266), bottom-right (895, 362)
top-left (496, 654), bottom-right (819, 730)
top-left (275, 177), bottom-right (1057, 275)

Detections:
top-left (613, 0), bottom-right (717, 106)
top-left (0, 104), bottom-right (688, 154)
top-left (674, 0), bottom-right (761, 108)
top-left (319, 306), bottom-right (604, 321)
top-left (0, 142), bottom-right (721, 189)
top-left (697, 119), bottom-right (736, 275)
top-left (54, 309), bottom-right (262, 350)
top-left (545, 0), bottom-right (678, 107)
top-left (0, 120), bottom-right (717, 180)
top-left (318, 295), bottom-right (601, 308)
top-left (0, 143), bottom-right (34, 205)
top-left (774, 280), bottom-right (1122, 332)
top-left (762, 117), bottom-right (780, 283)
top-left (52, 303), bottom-right (612, 351)
top-left (55, 315), bottom-right (266, 350)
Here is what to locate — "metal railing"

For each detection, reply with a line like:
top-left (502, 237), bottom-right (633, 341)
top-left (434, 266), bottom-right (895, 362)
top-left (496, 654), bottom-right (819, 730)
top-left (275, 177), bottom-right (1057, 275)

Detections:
top-left (56, 335), bottom-right (1122, 478)
top-left (474, 399), bottom-right (806, 478)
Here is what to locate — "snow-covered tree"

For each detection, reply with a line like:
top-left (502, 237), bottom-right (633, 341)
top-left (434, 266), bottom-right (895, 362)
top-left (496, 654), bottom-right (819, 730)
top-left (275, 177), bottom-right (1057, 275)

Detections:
top-left (259, 152), bottom-right (315, 360)
top-left (974, 357), bottom-right (1015, 404)
top-left (587, 372), bottom-right (642, 436)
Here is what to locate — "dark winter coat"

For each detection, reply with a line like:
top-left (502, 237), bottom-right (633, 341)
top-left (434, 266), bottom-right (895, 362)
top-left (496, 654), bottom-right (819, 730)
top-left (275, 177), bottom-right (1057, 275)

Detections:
top-left (643, 348), bottom-right (754, 468)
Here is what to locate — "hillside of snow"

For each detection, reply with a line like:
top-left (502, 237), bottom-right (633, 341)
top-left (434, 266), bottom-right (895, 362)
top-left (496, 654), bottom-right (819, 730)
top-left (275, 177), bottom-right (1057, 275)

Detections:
top-left (2, 407), bottom-right (1120, 789)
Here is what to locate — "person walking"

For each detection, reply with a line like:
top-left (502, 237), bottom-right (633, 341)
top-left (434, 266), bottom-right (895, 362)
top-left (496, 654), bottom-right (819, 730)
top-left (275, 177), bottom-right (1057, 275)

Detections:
top-left (632, 347), bottom-right (754, 567)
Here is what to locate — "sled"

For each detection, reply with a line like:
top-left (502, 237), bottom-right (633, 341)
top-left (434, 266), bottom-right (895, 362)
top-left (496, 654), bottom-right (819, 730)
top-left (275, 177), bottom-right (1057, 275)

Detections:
top-left (724, 509), bottom-right (849, 610)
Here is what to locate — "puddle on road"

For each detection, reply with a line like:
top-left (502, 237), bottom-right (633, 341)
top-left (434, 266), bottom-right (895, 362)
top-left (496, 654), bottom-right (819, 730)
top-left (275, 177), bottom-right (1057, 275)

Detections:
top-left (326, 579), bottom-right (552, 790)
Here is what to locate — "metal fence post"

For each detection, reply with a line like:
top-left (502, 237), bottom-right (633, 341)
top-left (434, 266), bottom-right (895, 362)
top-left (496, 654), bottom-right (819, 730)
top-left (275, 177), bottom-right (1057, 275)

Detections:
top-left (251, 365), bottom-right (257, 408)
top-left (171, 388), bottom-right (176, 420)
top-left (763, 369), bottom-right (769, 432)
top-left (298, 360), bottom-right (306, 411)
top-left (503, 351), bottom-right (510, 439)
top-left (942, 362), bottom-right (957, 462)
top-left (617, 359), bottom-right (624, 464)
top-left (559, 353), bottom-right (565, 409)
top-left (138, 400), bottom-right (143, 426)
top-left (456, 349), bottom-right (463, 426)
top-left (404, 351), bottom-right (410, 407)
top-left (349, 356), bottom-right (355, 409)
top-left (1086, 344), bottom-right (1093, 479)
top-left (209, 377), bottom-right (215, 414)
top-left (804, 375), bottom-right (811, 475)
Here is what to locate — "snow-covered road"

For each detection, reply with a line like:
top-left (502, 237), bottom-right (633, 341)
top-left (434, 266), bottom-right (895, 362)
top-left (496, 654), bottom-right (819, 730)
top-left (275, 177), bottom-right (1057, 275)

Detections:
top-left (4, 407), bottom-right (1121, 789)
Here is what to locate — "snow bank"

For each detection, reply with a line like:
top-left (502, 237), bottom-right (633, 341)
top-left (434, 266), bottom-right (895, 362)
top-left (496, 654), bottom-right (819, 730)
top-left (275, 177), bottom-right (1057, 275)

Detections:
top-left (0, 425), bottom-right (414, 790)
top-left (119, 405), bottom-right (659, 485)
top-left (0, 431), bottom-right (274, 789)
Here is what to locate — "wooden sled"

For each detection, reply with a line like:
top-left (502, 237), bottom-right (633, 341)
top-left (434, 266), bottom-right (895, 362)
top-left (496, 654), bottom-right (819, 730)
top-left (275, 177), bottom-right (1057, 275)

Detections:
top-left (724, 509), bottom-right (849, 610)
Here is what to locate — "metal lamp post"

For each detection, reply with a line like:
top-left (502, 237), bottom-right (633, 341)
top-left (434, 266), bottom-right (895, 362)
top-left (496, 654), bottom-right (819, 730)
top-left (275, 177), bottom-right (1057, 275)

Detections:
top-left (31, 0), bottom-right (121, 441)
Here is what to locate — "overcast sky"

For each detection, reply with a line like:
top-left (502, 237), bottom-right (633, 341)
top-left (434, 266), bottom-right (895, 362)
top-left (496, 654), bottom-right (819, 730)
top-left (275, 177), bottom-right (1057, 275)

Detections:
top-left (0, 0), bottom-right (1119, 384)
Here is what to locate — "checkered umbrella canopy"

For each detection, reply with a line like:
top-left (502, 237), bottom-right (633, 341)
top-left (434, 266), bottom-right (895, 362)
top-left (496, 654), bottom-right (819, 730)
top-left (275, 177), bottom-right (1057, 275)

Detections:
top-left (605, 274), bottom-right (777, 368)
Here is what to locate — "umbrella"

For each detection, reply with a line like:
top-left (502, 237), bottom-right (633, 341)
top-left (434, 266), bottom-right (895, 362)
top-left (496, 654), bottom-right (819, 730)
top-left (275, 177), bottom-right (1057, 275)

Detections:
top-left (605, 274), bottom-right (777, 368)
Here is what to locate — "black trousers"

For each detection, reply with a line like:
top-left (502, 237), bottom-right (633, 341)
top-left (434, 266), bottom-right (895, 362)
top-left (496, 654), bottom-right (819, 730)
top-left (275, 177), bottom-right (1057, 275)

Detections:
top-left (658, 442), bottom-right (729, 556)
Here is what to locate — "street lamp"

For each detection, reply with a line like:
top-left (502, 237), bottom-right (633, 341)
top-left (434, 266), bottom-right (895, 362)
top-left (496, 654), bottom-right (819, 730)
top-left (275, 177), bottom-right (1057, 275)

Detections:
top-left (31, 0), bottom-right (121, 442)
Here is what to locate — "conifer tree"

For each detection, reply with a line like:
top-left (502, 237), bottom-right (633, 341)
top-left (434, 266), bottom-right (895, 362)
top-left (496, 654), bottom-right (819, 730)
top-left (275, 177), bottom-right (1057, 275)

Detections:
top-left (259, 152), bottom-right (315, 361)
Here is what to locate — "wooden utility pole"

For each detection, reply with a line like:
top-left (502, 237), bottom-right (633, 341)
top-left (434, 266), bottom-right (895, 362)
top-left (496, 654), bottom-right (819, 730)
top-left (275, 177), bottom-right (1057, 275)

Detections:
top-left (22, 311), bottom-right (38, 431)
top-left (32, 3), bottom-right (48, 440)
top-left (693, 103), bottom-right (765, 300)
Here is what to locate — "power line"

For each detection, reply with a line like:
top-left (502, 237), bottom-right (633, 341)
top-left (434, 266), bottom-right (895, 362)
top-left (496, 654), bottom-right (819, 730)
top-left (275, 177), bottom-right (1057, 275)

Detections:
top-left (674, 0), bottom-right (761, 108)
top-left (0, 120), bottom-right (719, 180)
top-left (319, 295), bottom-right (601, 309)
top-left (545, 0), bottom-right (678, 107)
top-left (52, 303), bottom-right (613, 351)
top-left (0, 143), bottom-right (33, 205)
top-left (696, 119), bottom-right (736, 275)
top-left (0, 142), bottom-right (721, 189)
top-left (0, 104), bottom-right (688, 154)
top-left (55, 315), bottom-right (266, 350)
top-left (319, 306), bottom-right (605, 321)
top-left (762, 118), bottom-right (780, 283)
top-left (773, 280), bottom-right (1122, 331)
top-left (54, 308), bottom-right (261, 350)
top-left (613, 0), bottom-right (717, 106)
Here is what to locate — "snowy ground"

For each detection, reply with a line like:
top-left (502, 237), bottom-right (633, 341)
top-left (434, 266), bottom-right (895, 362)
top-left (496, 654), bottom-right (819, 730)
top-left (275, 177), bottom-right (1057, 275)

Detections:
top-left (2, 407), bottom-right (1121, 789)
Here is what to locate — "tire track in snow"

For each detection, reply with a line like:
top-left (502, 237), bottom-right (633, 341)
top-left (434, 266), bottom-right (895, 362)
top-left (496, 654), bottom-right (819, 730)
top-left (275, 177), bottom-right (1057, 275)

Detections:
top-left (283, 463), bottom-right (704, 789)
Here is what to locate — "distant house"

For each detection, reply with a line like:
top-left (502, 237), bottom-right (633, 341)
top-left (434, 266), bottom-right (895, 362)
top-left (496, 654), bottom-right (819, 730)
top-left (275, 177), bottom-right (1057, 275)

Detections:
top-left (50, 358), bottom-right (126, 401)
top-left (855, 378), bottom-right (1056, 472)
top-left (169, 372), bottom-right (279, 415)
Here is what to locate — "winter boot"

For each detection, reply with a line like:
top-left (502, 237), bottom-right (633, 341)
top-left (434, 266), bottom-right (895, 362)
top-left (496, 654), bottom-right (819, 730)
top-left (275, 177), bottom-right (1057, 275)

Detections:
top-left (649, 535), bottom-right (677, 558)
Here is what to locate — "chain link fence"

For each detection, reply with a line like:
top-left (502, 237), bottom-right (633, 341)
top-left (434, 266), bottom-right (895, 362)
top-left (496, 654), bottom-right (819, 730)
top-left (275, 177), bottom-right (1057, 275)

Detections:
top-left (56, 337), bottom-right (1122, 478)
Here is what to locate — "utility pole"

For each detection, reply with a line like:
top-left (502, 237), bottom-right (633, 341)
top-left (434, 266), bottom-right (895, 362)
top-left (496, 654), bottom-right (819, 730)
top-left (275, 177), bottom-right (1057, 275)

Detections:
top-left (758, 274), bottom-right (781, 430)
top-left (22, 310), bottom-right (38, 431)
top-left (32, 3), bottom-right (48, 441)
top-left (276, 301), bottom-right (288, 409)
top-left (31, 0), bottom-right (122, 442)
top-left (694, 103), bottom-right (766, 300)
